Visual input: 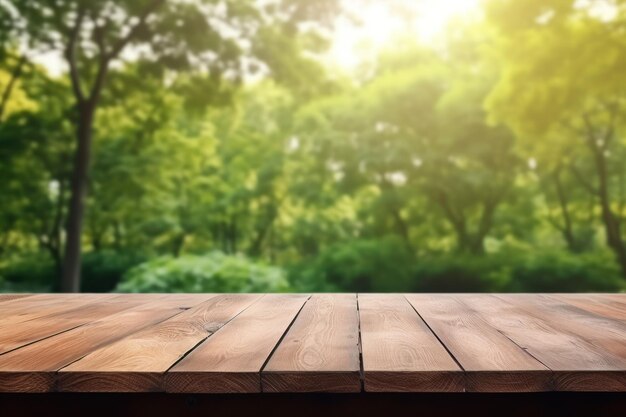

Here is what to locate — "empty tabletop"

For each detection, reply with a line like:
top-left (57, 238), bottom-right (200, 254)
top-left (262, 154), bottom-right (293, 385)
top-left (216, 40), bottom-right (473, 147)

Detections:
top-left (0, 293), bottom-right (625, 393)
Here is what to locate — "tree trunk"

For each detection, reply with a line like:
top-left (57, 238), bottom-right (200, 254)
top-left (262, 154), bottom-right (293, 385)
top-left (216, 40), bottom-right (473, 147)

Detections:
top-left (250, 217), bottom-right (273, 257)
top-left (230, 217), bottom-right (238, 254)
top-left (552, 170), bottom-right (578, 251)
top-left (600, 198), bottom-right (626, 277)
top-left (380, 179), bottom-right (413, 252)
top-left (172, 232), bottom-right (186, 257)
top-left (48, 244), bottom-right (63, 288)
top-left (51, 178), bottom-right (66, 286)
top-left (590, 140), bottom-right (626, 278)
top-left (453, 221), bottom-right (469, 254)
top-left (113, 221), bottom-right (123, 251)
top-left (61, 102), bottom-right (95, 292)
top-left (471, 198), bottom-right (498, 255)
top-left (434, 189), bottom-right (468, 254)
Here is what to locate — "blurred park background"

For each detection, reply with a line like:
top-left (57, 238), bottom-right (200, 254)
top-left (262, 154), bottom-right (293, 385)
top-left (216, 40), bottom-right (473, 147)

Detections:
top-left (1, 0), bottom-right (626, 293)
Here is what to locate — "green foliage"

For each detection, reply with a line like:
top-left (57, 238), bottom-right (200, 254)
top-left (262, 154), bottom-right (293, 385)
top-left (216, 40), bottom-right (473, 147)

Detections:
top-left (413, 255), bottom-right (512, 293)
top-left (2, 1), bottom-right (626, 294)
top-left (0, 251), bottom-right (147, 292)
top-left (506, 250), bottom-right (624, 293)
top-left (117, 253), bottom-right (290, 293)
top-left (413, 250), bottom-right (624, 293)
top-left (290, 244), bottom-right (624, 293)
top-left (291, 237), bottom-right (416, 292)
top-left (0, 254), bottom-right (55, 292)
top-left (81, 251), bottom-right (148, 293)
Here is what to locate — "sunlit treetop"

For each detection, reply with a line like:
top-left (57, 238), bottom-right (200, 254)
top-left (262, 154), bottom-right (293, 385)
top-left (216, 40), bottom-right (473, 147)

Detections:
top-left (0, 0), bottom-right (340, 101)
top-left (484, 0), bottom-right (626, 139)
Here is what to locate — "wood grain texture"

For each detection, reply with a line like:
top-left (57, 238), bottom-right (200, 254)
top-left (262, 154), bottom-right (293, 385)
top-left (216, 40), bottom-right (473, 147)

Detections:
top-left (359, 294), bottom-right (462, 392)
top-left (262, 294), bottom-right (360, 393)
top-left (0, 294), bottom-right (116, 329)
top-left (166, 294), bottom-right (310, 393)
top-left (461, 294), bottom-right (626, 391)
top-left (497, 294), bottom-right (626, 353)
top-left (57, 294), bottom-right (259, 392)
top-left (0, 293), bottom-right (624, 394)
top-left (0, 294), bottom-right (33, 303)
top-left (0, 294), bottom-right (143, 355)
top-left (549, 294), bottom-right (626, 321)
top-left (495, 294), bottom-right (626, 390)
top-left (0, 294), bottom-right (210, 393)
top-left (591, 293), bottom-right (626, 301)
top-left (406, 294), bottom-right (550, 392)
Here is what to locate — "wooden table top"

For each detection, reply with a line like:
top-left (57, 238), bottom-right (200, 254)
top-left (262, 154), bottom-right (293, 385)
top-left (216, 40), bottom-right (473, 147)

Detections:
top-left (0, 293), bottom-right (625, 393)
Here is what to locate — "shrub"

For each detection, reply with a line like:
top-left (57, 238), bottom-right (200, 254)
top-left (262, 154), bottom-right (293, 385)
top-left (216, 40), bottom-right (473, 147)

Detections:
top-left (290, 237), bottom-right (415, 292)
top-left (507, 250), bottom-right (624, 292)
top-left (81, 250), bottom-right (147, 292)
top-left (413, 249), bottom-right (624, 293)
top-left (291, 242), bottom-right (624, 293)
top-left (413, 255), bottom-right (512, 292)
top-left (0, 254), bottom-right (55, 292)
top-left (116, 252), bottom-right (290, 293)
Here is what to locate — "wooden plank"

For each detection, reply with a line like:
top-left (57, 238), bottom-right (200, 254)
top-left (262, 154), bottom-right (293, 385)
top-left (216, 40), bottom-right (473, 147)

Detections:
top-left (0, 294), bottom-right (34, 303)
top-left (359, 294), bottom-right (463, 392)
top-left (461, 294), bottom-right (626, 391)
top-left (0, 294), bottom-right (208, 338)
top-left (497, 294), bottom-right (626, 358)
top-left (262, 294), bottom-right (360, 393)
top-left (495, 294), bottom-right (626, 390)
top-left (0, 294), bottom-right (145, 354)
top-left (406, 294), bottom-right (550, 392)
top-left (0, 294), bottom-right (211, 393)
top-left (165, 294), bottom-right (310, 394)
top-left (0, 293), bottom-right (117, 329)
top-left (591, 293), bottom-right (626, 301)
top-left (550, 294), bottom-right (626, 321)
top-left (57, 294), bottom-right (261, 392)
top-left (0, 293), bottom-right (102, 310)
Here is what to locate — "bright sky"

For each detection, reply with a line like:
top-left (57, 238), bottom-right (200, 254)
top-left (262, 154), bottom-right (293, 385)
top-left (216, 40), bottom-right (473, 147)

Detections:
top-left (327, 0), bottom-right (482, 70)
top-left (33, 0), bottom-right (483, 77)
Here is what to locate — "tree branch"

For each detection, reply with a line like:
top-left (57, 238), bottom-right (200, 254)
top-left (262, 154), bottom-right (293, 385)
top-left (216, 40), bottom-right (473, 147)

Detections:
top-left (603, 100), bottom-right (620, 146)
top-left (570, 164), bottom-right (600, 196)
top-left (65, 6), bottom-right (86, 103)
top-left (433, 188), bottom-right (465, 232)
top-left (107, 0), bottom-right (165, 61)
top-left (545, 210), bottom-right (565, 233)
top-left (0, 53), bottom-right (28, 121)
top-left (582, 113), bottom-right (596, 143)
top-left (88, 45), bottom-right (110, 104)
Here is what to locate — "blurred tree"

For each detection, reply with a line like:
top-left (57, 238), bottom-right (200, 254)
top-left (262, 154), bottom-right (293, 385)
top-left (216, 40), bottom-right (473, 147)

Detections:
top-left (1, 0), bottom-right (340, 291)
top-left (3, 0), bottom-right (626, 295)
top-left (0, 74), bottom-right (74, 277)
top-left (295, 42), bottom-right (518, 255)
top-left (485, 0), bottom-right (626, 276)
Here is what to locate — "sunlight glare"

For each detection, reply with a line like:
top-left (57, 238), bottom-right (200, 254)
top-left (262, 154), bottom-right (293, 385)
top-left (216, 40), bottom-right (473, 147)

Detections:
top-left (328, 0), bottom-right (482, 71)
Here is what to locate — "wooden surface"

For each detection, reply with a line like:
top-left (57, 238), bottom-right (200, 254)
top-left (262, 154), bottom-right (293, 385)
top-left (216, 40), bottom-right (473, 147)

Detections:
top-left (262, 294), bottom-right (360, 393)
top-left (406, 294), bottom-right (550, 392)
top-left (166, 294), bottom-right (308, 393)
top-left (0, 293), bottom-right (625, 393)
top-left (359, 294), bottom-right (463, 392)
